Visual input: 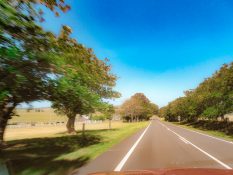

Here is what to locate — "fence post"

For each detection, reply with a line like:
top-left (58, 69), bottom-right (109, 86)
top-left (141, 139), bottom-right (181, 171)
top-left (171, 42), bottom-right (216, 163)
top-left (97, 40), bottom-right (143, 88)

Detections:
top-left (109, 119), bottom-right (112, 129)
top-left (82, 123), bottom-right (85, 136)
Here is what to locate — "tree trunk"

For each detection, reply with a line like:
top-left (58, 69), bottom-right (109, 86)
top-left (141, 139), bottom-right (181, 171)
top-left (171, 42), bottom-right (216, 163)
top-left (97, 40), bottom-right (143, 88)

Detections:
top-left (0, 102), bottom-right (17, 149)
top-left (220, 115), bottom-right (225, 121)
top-left (0, 118), bottom-right (8, 148)
top-left (66, 115), bottom-right (76, 134)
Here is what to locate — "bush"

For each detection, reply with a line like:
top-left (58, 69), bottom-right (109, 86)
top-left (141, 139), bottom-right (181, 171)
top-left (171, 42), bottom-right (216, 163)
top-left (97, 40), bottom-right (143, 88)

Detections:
top-left (91, 115), bottom-right (107, 121)
top-left (186, 120), bottom-right (233, 135)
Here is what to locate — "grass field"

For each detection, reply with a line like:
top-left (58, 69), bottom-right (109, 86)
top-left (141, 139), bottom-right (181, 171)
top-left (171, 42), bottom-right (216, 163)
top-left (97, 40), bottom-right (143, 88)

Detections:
top-left (5, 121), bottom-right (135, 141)
top-left (9, 108), bottom-right (67, 123)
top-left (1, 121), bottom-right (149, 175)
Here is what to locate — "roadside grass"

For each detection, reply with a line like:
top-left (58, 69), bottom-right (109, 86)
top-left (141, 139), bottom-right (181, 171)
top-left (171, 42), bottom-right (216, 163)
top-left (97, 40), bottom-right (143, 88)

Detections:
top-left (171, 121), bottom-right (233, 142)
top-left (1, 121), bottom-right (148, 175)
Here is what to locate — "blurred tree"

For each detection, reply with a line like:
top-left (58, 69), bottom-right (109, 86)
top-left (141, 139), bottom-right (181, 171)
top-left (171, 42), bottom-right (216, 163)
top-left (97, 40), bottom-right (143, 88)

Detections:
top-left (103, 104), bottom-right (115, 129)
top-left (149, 103), bottom-right (159, 115)
top-left (159, 62), bottom-right (233, 122)
top-left (0, 0), bottom-right (65, 147)
top-left (120, 93), bottom-right (157, 122)
top-left (50, 27), bottom-right (120, 133)
top-left (0, 0), bottom-right (120, 146)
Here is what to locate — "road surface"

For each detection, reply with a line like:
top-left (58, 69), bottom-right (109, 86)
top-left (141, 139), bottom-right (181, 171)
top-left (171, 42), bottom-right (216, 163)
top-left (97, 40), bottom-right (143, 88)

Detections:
top-left (76, 119), bottom-right (233, 175)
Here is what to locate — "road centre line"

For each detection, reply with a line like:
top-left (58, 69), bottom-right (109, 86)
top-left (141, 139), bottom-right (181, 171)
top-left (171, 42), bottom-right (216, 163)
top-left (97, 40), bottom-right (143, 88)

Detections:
top-left (114, 122), bottom-right (151, 171)
top-left (159, 122), bottom-right (232, 169)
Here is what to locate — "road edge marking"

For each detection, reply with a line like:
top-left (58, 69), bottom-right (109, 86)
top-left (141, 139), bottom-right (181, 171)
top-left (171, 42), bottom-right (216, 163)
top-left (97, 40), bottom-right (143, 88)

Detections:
top-left (168, 122), bottom-right (233, 145)
top-left (159, 123), bottom-right (232, 169)
top-left (179, 137), bottom-right (189, 144)
top-left (114, 122), bottom-right (151, 171)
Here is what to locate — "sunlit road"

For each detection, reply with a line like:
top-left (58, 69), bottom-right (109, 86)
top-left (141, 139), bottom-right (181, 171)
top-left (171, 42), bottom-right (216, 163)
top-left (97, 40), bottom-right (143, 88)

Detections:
top-left (76, 119), bottom-right (233, 175)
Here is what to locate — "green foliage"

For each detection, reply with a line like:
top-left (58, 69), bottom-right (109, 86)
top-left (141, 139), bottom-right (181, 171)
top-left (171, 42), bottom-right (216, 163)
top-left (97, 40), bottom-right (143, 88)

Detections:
top-left (0, 1), bottom-right (64, 142)
top-left (176, 120), bottom-right (233, 136)
top-left (91, 114), bottom-right (107, 121)
top-left (202, 107), bottom-right (220, 119)
top-left (159, 62), bottom-right (233, 122)
top-left (101, 104), bottom-right (115, 120)
top-left (0, 0), bottom-right (120, 143)
top-left (90, 105), bottom-right (115, 121)
top-left (50, 27), bottom-right (120, 133)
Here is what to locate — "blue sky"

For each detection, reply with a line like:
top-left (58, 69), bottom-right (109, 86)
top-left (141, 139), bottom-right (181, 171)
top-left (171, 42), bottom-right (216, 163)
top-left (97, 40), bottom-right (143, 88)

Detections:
top-left (22, 0), bottom-right (233, 108)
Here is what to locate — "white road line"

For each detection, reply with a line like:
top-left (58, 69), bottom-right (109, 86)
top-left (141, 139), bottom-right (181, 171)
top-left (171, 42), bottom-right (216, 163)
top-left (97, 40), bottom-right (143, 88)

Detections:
top-left (179, 137), bottom-right (189, 144)
top-left (114, 122), bottom-right (151, 171)
top-left (159, 123), bottom-right (232, 169)
top-left (169, 123), bottom-right (233, 145)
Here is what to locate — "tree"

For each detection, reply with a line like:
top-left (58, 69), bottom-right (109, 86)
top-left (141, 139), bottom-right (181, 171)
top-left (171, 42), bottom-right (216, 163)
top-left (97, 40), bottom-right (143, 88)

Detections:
top-left (120, 93), bottom-right (158, 122)
top-left (160, 62), bottom-right (233, 122)
top-left (0, 0), bottom-right (120, 146)
top-left (149, 103), bottom-right (159, 115)
top-left (0, 0), bottom-right (68, 146)
top-left (103, 104), bottom-right (115, 129)
top-left (50, 27), bottom-right (120, 133)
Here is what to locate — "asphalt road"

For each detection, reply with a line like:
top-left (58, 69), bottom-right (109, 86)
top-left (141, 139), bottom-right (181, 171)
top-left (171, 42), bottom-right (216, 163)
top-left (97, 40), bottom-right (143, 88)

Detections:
top-left (76, 119), bottom-right (233, 175)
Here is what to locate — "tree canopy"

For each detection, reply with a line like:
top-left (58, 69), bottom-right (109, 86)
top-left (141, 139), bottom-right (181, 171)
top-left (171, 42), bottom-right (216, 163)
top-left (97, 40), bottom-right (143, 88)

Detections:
top-left (159, 62), bottom-right (233, 122)
top-left (120, 93), bottom-right (158, 122)
top-left (0, 0), bottom-right (119, 145)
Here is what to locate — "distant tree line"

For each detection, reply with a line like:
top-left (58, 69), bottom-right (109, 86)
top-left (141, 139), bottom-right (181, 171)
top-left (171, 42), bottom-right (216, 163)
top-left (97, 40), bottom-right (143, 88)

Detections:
top-left (159, 62), bottom-right (233, 122)
top-left (119, 93), bottom-right (159, 122)
top-left (0, 0), bottom-right (120, 147)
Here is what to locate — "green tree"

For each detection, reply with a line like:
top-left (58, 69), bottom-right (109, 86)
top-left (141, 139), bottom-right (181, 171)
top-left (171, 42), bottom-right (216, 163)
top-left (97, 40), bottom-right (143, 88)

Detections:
top-left (160, 62), bottom-right (233, 122)
top-left (0, 0), bottom-right (120, 146)
top-left (49, 26), bottom-right (120, 133)
top-left (0, 0), bottom-right (68, 146)
top-left (102, 104), bottom-right (115, 129)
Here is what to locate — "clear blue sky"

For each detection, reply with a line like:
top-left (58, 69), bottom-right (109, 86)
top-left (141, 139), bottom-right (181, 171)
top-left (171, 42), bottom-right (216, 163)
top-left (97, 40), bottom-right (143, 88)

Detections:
top-left (22, 0), bottom-right (233, 108)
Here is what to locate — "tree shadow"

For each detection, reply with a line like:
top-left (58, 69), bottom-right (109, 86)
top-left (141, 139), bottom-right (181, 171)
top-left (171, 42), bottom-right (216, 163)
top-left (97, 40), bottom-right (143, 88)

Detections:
top-left (1, 132), bottom-right (102, 175)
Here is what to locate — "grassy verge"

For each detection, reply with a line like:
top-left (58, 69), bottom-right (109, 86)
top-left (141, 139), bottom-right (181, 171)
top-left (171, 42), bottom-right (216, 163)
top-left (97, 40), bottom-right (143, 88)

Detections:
top-left (1, 121), bottom-right (148, 175)
top-left (171, 121), bottom-right (233, 142)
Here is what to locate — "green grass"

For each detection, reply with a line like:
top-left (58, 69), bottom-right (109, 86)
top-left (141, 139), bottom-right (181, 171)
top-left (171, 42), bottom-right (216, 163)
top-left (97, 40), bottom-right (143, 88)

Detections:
top-left (1, 122), bottom-right (148, 175)
top-left (171, 121), bottom-right (233, 142)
